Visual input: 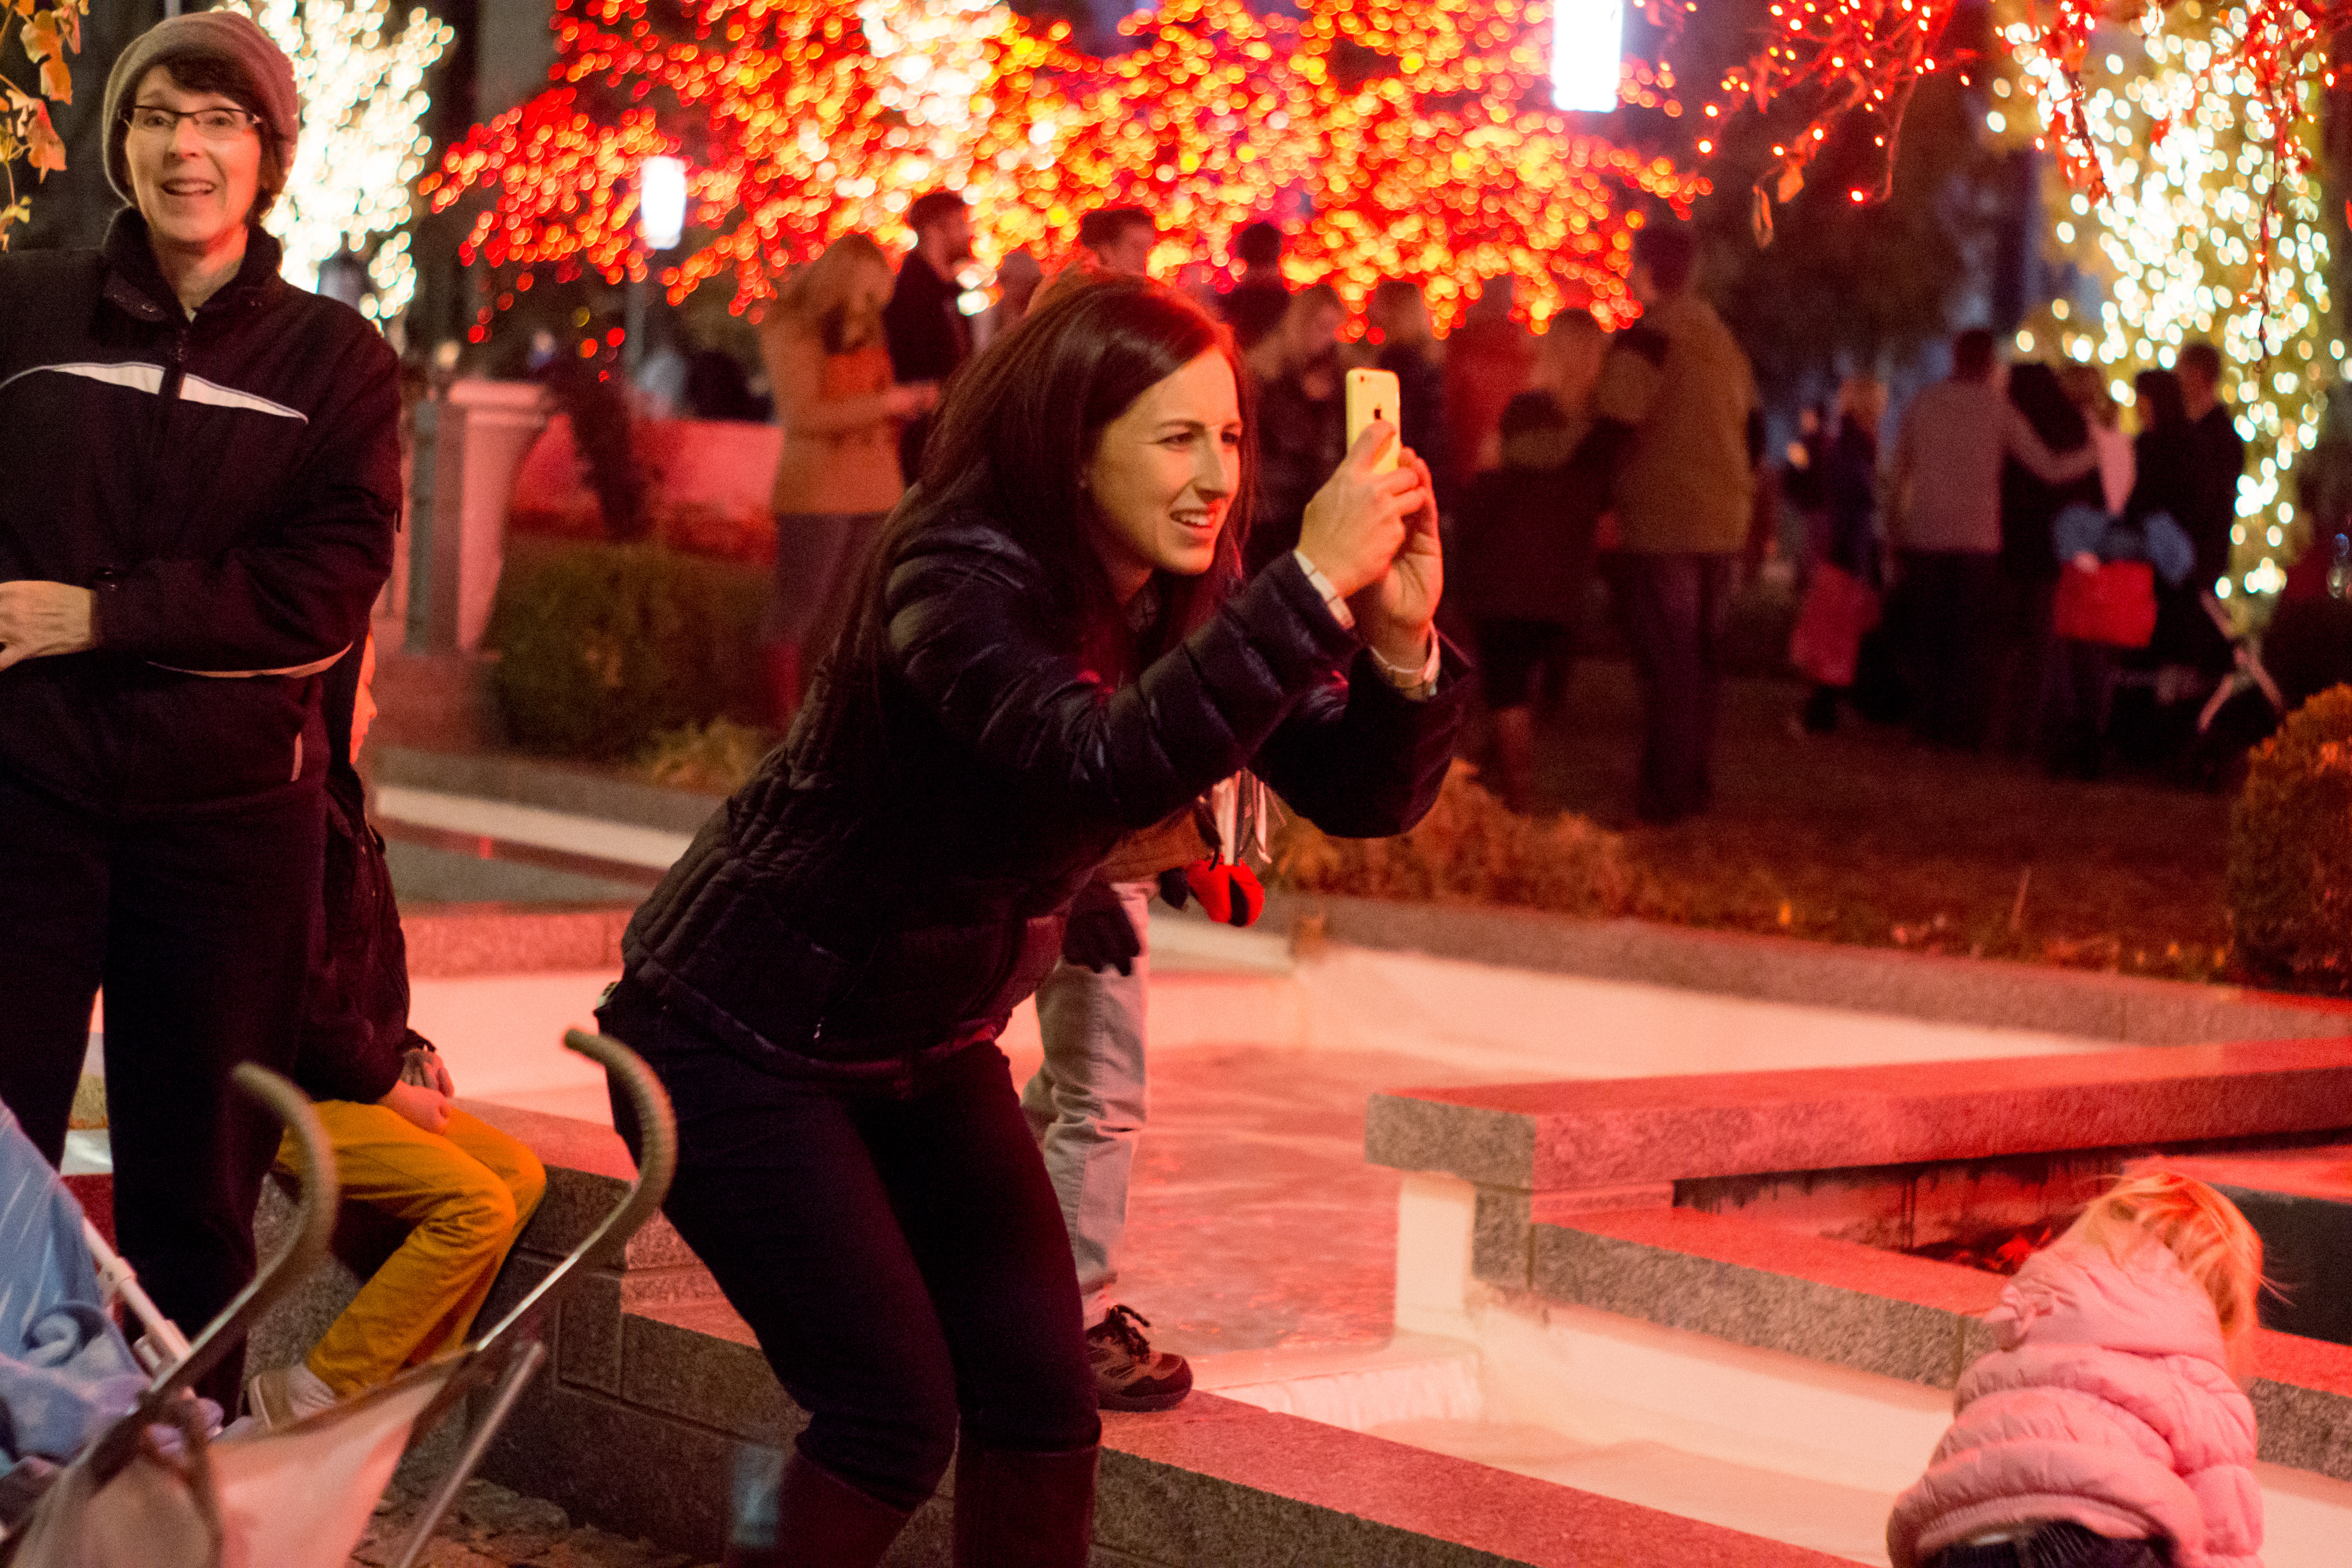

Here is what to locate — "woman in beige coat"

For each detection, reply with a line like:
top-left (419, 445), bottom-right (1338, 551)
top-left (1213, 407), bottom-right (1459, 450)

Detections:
top-left (757, 233), bottom-right (938, 724)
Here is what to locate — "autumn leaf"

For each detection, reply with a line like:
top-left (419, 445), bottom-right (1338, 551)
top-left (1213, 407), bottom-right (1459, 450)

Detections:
top-left (1775, 161), bottom-right (1804, 203)
top-left (39, 53), bottom-right (68, 101)
top-left (24, 96), bottom-right (62, 170)
top-left (22, 10), bottom-right (57, 61)
top-left (48, 4), bottom-right (77, 52)
top-left (7, 0), bottom-right (32, 18)
top-left (1751, 184), bottom-right (1775, 247)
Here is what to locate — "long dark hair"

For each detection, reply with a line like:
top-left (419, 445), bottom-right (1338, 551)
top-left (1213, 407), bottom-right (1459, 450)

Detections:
top-left (800, 275), bottom-right (1256, 776)
top-left (2007, 361), bottom-right (2089, 452)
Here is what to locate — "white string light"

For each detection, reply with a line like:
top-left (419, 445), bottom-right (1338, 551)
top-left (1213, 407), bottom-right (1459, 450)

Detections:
top-left (230, 0), bottom-right (452, 324)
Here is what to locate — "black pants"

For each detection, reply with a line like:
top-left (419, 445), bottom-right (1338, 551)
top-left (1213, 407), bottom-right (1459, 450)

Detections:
top-left (0, 766), bottom-right (325, 1407)
top-left (1607, 552), bottom-right (1735, 823)
top-left (598, 978), bottom-right (1100, 1513)
top-left (1895, 549), bottom-right (2003, 749)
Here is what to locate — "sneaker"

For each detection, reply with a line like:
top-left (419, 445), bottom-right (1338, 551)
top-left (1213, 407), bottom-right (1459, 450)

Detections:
top-left (1086, 1305), bottom-right (1191, 1412)
top-left (243, 1362), bottom-right (338, 1432)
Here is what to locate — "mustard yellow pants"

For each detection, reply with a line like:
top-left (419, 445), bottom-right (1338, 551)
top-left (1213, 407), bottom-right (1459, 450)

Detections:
top-left (274, 1104), bottom-right (547, 1396)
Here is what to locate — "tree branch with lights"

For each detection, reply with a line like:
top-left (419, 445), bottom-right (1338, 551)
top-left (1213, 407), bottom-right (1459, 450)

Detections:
top-left (2, 0), bottom-right (85, 245)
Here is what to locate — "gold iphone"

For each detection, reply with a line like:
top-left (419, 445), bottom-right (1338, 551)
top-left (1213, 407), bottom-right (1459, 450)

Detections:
top-left (1344, 367), bottom-right (1401, 473)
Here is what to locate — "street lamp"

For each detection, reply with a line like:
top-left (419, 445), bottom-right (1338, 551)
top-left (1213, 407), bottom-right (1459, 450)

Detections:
top-left (628, 156), bottom-right (687, 375)
top-left (639, 155), bottom-right (686, 251)
top-left (1551, 0), bottom-right (1623, 113)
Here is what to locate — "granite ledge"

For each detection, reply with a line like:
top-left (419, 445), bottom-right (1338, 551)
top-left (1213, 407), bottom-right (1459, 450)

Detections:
top-left (1367, 1040), bottom-right (2352, 1191)
top-left (1523, 1205), bottom-right (2352, 1478)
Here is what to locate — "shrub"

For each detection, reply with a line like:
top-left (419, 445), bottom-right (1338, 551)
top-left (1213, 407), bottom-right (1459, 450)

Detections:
top-left (2229, 683), bottom-right (2352, 990)
top-left (485, 539), bottom-right (768, 759)
top-left (1273, 759), bottom-right (1638, 916)
top-left (635, 717), bottom-right (776, 794)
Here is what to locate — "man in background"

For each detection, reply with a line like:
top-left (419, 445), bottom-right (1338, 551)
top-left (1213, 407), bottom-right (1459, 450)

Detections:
top-left (882, 188), bottom-right (974, 476)
top-left (1217, 220), bottom-right (1290, 352)
top-left (1584, 224), bottom-right (1760, 824)
top-left (1075, 206), bottom-right (1158, 278)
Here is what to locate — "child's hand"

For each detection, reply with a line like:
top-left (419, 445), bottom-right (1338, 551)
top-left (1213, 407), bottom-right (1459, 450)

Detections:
top-left (380, 1080), bottom-right (452, 1136)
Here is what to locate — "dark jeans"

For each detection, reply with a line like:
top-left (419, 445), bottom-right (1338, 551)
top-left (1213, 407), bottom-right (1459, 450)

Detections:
top-left (2044, 636), bottom-right (2118, 778)
top-left (0, 766), bottom-right (325, 1408)
top-left (1988, 573), bottom-right (2058, 758)
top-left (1607, 552), bottom-right (1735, 823)
top-left (597, 977), bottom-right (1100, 1514)
top-left (1927, 1520), bottom-right (2168, 1567)
top-left (1895, 549), bottom-right (2004, 749)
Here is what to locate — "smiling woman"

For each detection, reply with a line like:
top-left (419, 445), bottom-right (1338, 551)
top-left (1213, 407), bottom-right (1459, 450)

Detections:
top-left (0, 9), bottom-right (400, 1416)
top-left (593, 274), bottom-right (1466, 1566)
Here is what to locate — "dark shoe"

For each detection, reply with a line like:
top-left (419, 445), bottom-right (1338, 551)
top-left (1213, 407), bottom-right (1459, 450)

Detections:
top-left (724, 1451), bottom-right (909, 1568)
top-left (951, 1443), bottom-right (1098, 1568)
top-left (1086, 1305), bottom-right (1192, 1412)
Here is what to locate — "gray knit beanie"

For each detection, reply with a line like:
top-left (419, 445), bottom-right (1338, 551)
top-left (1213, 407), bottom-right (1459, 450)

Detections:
top-left (102, 11), bottom-right (299, 206)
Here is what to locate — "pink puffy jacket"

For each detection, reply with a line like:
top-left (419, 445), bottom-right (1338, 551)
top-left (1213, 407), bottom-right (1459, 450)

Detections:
top-left (1886, 1238), bottom-right (2263, 1568)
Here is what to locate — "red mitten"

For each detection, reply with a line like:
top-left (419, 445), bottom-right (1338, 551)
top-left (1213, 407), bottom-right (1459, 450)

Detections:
top-left (1183, 860), bottom-right (1265, 927)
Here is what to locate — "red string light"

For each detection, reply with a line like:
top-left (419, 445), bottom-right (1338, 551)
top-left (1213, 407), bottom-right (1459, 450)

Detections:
top-left (421, 0), bottom-right (1708, 332)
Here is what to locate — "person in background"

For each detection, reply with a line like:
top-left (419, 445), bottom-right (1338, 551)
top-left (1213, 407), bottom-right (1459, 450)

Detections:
top-left (2165, 341), bottom-right (2246, 682)
top-left (1368, 279), bottom-right (1455, 514)
top-left (1451, 310), bottom-right (1609, 809)
top-left (972, 247), bottom-right (1044, 353)
top-left (1244, 283), bottom-right (1349, 576)
top-left (1443, 276), bottom-right (1534, 487)
top-left (1582, 224), bottom-right (1760, 825)
top-left (1076, 206), bottom-right (1158, 278)
top-left (882, 189), bottom-right (973, 476)
top-left (1218, 220), bottom-right (1292, 353)
top-left (758, 234), bottom-right (937, 728)
top-left (1886, 330), bottom-right (2100, 751)
top-left (2045, 369), bottom-right (2189, 779)
top-left (241, 636), bottom-right (546, 1429)
top-left (0, 11), bottom-right (400, 1412)
top-left (1886, 1171), bottom-right (2264, 1568)
top-left (1989, 362), bottom-right (2102, 756)
top-left (1800, 374), bottom-right (1889, 735)
top-left (2061, 362), bottom-right (2135, 517)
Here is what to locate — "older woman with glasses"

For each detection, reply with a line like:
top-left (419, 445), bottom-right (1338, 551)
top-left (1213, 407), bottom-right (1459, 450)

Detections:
top-left (0, 11), bottom-right (399, 1409)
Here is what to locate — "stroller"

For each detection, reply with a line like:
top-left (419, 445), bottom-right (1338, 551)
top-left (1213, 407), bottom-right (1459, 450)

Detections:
top-left (0, 1029), bottom-right (673, 1568)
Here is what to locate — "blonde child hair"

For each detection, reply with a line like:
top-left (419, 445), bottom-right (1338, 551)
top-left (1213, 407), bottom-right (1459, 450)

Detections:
top-left (2063, 1170), bottom-right (2265, 1345)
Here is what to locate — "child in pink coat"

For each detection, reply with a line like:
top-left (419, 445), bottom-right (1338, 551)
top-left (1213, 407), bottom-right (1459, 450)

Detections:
top-left (1888, 1171), bottom-right (2266, 1568)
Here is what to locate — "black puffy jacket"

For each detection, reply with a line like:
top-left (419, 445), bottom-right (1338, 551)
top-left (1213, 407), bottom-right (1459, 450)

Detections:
top-left (623, 512), bottom-right (1466, 1080)
top-left (0, 212), bottom-right (400, 813)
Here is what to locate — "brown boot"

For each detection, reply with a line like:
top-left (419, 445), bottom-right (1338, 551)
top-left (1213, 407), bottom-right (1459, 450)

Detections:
top-left (764, 641), bottom-right (804, 731)
top-left (950, 1442), bottom-right (1098, 1568)
top-left (723, 1451), bottom-right (909, 1568)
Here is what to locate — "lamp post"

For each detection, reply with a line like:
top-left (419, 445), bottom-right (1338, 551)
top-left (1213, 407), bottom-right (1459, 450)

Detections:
top-left (1551, 0), bottom-right (1624, 113)
top-left (627, 155), bottom-right (687, 376)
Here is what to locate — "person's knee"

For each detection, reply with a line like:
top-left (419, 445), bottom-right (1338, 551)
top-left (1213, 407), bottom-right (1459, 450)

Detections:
top-left (804, 1379), bottom-right (961, 1511)
top-left (425, 1174), bottom-right (519, 1257)
top-left (505, 1146), bottom-right (548, 1227)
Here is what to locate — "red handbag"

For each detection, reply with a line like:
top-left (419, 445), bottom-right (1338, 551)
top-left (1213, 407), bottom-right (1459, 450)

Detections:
top-left (1788, 562), bottom-right (1881, 687)
top-left (2053, 559), bottom-right (2157, 648)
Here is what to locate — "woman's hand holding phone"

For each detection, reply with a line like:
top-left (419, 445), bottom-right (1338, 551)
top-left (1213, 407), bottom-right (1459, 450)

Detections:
top-left (1297, 422), bottom-right (1424, 597)
top-left (1352, 445), bottom-right (1443, 670)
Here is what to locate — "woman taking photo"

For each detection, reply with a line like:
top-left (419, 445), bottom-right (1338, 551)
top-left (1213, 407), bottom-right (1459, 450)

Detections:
top-left (756, 232), bottom-right (938, 726)
top-left (599, 275), bottom-right (1462, 1566)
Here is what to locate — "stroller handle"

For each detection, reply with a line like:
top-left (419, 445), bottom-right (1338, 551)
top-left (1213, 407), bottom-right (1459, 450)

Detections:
top-left (476, 1029), bottom-right (676, 1346)
top-left (89, 1064), bottom-right (337, 1478)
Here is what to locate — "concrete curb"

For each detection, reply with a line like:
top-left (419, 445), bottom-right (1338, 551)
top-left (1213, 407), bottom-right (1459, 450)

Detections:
top-left (1266, 889), bottom-right (2352, 1045)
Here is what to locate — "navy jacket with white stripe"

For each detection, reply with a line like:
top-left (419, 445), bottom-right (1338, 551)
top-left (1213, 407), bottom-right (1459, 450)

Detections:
top-left (0, 211), bottom-right (400, 813)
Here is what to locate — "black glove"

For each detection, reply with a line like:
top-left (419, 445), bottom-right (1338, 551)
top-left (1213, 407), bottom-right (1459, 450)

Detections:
top-left (1062, 882), bottom-right (1141, 976)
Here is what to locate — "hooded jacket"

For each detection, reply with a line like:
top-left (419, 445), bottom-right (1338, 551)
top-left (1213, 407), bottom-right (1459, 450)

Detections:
top-left (623, 514), bottom-right (1466, 1080)
top-left (0, 212), bottom-right (400, 814)
top-left (1887, 1239), bottom-right (2263, 1568)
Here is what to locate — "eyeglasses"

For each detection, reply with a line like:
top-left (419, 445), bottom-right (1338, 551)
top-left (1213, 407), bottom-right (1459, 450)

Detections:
top-left (124, 105), bottom-right (261, 139)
